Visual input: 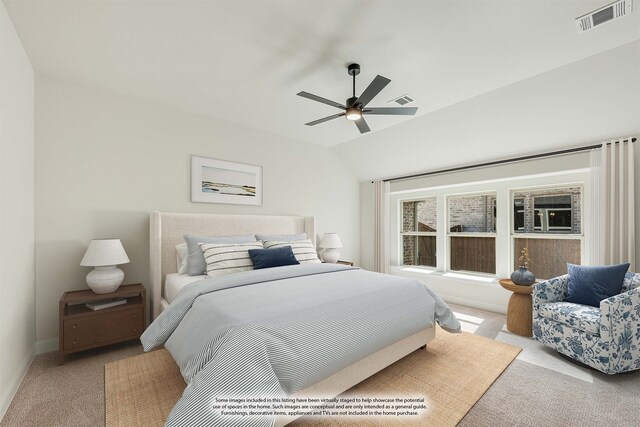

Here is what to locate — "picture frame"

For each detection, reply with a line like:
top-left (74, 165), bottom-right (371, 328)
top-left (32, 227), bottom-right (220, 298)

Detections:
top-left (191, 155), bottom-right (262, 205)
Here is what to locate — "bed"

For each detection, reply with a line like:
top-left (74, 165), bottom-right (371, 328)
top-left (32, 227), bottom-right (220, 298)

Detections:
top-left (145, 211), bottom-right (460, 427)
top-left (150, 211), bottom-right (317, 318)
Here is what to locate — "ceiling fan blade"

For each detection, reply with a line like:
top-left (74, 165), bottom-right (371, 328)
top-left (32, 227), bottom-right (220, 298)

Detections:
top-left (364, 107), bottom-right (418, 115)
top-left (305, 113), bottom-right (345, 126)
top-left (297, 91), bottom-right (346, 110)
top-left (354, 117), bottom-right (371, 134)
top-left (355, 75), bottom-right (391, 107)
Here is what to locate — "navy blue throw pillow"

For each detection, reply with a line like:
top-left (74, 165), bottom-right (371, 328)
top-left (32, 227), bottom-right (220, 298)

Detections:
top-left (248, 246), bottom-right (299, 270)
top-left (565, 263), bottom-right (629, 307)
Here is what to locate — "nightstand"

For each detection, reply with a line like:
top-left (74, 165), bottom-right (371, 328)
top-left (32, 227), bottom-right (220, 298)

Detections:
top-left (58, 283), bottom-right (146, 364)
top-left (499, 279), bottom-right (533, 337)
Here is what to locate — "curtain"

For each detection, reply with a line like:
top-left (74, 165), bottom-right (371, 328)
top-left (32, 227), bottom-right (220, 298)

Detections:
top-left (589, 139), bottom-right (635, 270)
top-left (373, 180), bottom-right (390, 273)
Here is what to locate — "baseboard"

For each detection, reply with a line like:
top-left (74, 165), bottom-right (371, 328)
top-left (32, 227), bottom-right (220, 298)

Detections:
top-left (0, 344), bottom-right (35, 423)
top-left (35, 338), bottom-right (58, 355)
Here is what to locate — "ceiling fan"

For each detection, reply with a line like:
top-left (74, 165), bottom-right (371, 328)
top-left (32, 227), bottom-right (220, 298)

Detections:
top-left (297, 63), bottom-right (418, 134)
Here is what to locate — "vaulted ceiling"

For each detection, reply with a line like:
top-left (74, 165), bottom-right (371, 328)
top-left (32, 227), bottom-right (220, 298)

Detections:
top-left (5, 0), bottom-right (640, 147)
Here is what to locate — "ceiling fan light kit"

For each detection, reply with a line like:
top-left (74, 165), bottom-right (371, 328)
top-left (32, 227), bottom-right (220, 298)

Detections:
top-left (297, 63), bottom-right (418, 134)
top-left (346, 107), bottom-right (362, 121)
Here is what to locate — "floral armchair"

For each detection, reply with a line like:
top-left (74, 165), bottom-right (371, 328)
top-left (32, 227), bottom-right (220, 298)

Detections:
top-left (532, 271), bottom-right (640, 374)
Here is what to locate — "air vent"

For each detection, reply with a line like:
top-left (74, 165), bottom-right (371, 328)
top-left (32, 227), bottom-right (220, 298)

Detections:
top-left (389, 94), bottom-right (415, 106)
top-left (576, 0), bottom-right (633, 32)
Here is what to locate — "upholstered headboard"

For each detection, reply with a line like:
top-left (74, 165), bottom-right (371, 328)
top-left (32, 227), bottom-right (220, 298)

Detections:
top-left (149, 211), bottom-right (315, 319)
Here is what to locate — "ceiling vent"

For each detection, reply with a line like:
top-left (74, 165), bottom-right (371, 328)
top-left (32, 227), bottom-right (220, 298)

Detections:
top-left (389, 94), bottom-right (415, 106)
top-left (576, 0), bottom-right (633, 32)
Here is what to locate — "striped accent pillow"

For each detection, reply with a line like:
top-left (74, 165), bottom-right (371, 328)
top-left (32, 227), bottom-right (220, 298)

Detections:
top-left (199, 242), bottom-right (264, 277)
top-left (263, 239), bottom-right (321, 264)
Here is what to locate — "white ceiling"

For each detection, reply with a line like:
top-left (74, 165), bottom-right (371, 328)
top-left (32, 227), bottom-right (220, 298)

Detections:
top-left (4, 0), bottom-right (640, 147)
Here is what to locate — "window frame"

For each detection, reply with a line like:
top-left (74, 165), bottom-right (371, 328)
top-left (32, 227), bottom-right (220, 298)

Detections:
top-left (509, 185), bottom-right (584, 280)
top-left (446, 192), bottom-right (498, 275)
top-left (390, 169), bottom-right (590, 282)
top-left (399, 197), bottom-right (438, 268)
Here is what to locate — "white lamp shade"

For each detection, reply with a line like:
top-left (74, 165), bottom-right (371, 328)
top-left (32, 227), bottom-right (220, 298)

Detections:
top-left (80, 239), bottom-right (130, 267)
top-left (319, 233), bottom-right (343, 249)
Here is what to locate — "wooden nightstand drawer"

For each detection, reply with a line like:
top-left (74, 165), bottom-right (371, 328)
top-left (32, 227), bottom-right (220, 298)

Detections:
top-left (59, 283), bottom-right (146, 364)
top-left (63, 307), bottom-right (143, 351)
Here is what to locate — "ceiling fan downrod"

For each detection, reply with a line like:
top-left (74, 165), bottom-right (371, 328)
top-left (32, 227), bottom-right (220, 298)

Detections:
top-left (347, 63), bottom-right (360, 108)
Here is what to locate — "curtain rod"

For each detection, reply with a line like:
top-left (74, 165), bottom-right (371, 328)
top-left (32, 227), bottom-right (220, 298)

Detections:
top-left (376, 137), bottom-right (637, 183)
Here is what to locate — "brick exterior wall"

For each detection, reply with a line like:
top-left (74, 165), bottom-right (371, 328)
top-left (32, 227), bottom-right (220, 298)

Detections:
top-left (449, 195), bottom-right (496, 232)
top-left (402, 202), bottom-right (416, 264)
top-left (402, 202), bottom-right (415, 233)
top-left (417, 200), bottom-right (437, 230)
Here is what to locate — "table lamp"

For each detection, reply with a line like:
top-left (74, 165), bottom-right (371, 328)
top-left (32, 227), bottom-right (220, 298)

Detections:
top-left (80, 239), bottom-right (130, 294)
top-left (320, 233), bottom-right (343, 263)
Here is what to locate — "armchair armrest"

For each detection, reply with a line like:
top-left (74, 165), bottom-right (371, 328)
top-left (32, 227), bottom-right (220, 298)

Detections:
top-left (601, 286), bottom-right (640, 309)
top-left (599, 287), bottom-right (640, 372)
top-left (532, 275), bottom-right (569, 316)
top-left (600, 287), bottom-right (640, 324)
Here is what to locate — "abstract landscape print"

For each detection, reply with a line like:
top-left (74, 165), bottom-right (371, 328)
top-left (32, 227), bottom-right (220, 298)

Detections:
top-left (191, 155), bottom-right (262, 205)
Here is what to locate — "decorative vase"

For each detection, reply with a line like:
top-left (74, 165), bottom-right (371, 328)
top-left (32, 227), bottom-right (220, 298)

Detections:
top-left (510, 267), bottom-right (535, 286)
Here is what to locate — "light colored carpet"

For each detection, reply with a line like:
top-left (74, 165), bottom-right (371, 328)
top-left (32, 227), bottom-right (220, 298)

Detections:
top-left (451, 303), bottom-right (640, 427)
top-left (0, 341), bottom-right (142, 427)
top-left (458, 359), bottom-right (640, 427)
top-left (3, 304), bottom-right (640, 426)
top-left (104, 329), bottom-right (520, 427)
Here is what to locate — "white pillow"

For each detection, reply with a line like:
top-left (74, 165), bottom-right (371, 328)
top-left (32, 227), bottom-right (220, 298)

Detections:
top-left (176, 243), bottom-right (188, 274)
top-left (199, 242), bottom-right (264, 277)
top-left (263, 239), bottom-right (321, 264)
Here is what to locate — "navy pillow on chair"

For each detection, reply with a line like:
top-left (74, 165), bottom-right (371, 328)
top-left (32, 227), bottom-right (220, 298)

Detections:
top-left (565, 263), bottom-right (630, 307)
top-left (248, 246), bottom-right (300, 270)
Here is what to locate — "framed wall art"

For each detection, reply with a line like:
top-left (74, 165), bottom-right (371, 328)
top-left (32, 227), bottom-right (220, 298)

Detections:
top-left (191, 155), bottom-right (262, 205)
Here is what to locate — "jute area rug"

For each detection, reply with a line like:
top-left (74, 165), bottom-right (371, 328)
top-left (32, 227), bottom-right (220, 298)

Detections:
top-left (105, 329), bottom-right (520, 426)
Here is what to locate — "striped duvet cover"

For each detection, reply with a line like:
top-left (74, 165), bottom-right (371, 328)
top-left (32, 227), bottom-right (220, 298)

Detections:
top-left (141, 263), bottom-right (460, 426)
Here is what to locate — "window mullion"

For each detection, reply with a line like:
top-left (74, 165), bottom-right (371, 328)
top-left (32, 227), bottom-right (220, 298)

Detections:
top-left (437, 194), bottom-right (446, 272)
top-left (495, 189), bottom-right (510, 278)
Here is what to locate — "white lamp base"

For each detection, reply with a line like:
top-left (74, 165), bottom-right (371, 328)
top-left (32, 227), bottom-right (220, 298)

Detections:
top-left (86, 266), bottom-right (124, 294)
top-left (322, 248), bottom-right (340, 264)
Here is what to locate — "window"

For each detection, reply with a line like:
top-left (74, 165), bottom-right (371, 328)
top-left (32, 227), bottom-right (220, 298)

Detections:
top-left (511, 187), bottom-right (582, 279)
top-left (401, 199), bottom-right (437, 267)
top-left (392, 168), bottom-right (588, 284)
top-left (448, 194), bottom-right (496, 274)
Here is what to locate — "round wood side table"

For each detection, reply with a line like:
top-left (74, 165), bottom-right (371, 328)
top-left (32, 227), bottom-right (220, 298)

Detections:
top-left (499, 278), bottom-right (533, 337)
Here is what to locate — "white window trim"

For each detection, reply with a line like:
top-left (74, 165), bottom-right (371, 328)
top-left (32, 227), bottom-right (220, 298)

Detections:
top-left (509, 185), bottom-right (584, 280)
top-left (389, 168), bottom-right (590, 283)
top-left (446, 192), bottom-right (498, 274)
top-left (400, 197), bottom-right (438, 268)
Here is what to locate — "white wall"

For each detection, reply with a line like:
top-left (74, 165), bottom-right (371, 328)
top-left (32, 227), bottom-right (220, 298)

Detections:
top-left (35, 75), bottom-right (360, 349)
top-left (0, 2), bottom-right (35, 421)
